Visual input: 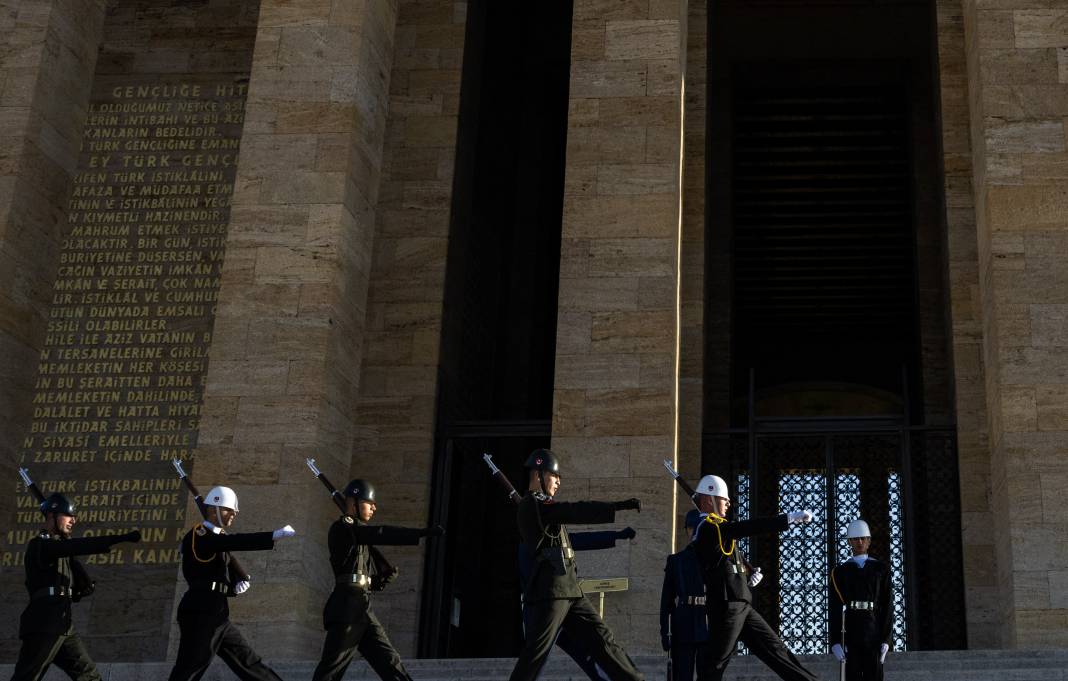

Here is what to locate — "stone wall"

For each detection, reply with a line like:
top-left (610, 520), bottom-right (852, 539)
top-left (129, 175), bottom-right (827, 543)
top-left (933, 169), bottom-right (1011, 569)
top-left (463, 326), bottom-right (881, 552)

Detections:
top-left (0, 0), bottom-right (108, 659)
top-left (936, 0), bottom-right (997, 649)
top-left (551, 0), bottom-right (684, 650)
top-left (187, 0), bottom-right (400, 657)
top-left (351, 0), bottom-right (468, 656)
top-left (960, 0), bottom-right (1068, 648)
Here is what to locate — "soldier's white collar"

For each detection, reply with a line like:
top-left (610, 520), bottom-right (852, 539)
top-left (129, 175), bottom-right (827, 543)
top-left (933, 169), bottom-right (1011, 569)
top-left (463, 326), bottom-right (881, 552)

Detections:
top-left (851, 554), bottom-right (869, 567)
top-left (201, 521), bottom-right (222, 534)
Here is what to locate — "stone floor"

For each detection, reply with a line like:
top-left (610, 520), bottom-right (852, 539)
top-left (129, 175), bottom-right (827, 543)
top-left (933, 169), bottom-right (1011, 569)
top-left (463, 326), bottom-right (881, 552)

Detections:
top-left (4, 649), bottom-right (1068, 680)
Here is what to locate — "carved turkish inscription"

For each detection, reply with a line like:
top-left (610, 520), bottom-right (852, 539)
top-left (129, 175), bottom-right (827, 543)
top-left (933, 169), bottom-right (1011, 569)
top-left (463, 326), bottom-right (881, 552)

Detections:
top-left (3, 77), bottom-right (247, 568)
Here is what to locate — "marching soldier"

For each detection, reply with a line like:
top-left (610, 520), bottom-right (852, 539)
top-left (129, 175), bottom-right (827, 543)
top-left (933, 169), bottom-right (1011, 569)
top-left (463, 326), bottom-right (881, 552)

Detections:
top-left (509, 449), bottom-right (644, 681)
top-left (12, 492), bottom-right (141, 681)
top-left (829, 519), bottom-right (892, 681)
top-left (167, 486), bottom-right (296, 681)
top-left (691, 475), bottom-right (819, 681)
top-left (312, 478), bottom-right (443, 681)
top-left (660, 510), bottom-right (708, 681)
top-left (518, 523), bottom-right (637, 681)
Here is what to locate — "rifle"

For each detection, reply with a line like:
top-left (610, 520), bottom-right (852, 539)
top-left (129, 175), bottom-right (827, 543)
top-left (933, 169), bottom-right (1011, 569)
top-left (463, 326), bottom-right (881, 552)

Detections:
top-left (840, 604), bottom-right (847, 681)
top-left (18, 467), bottom-right (95, 599)
top-left (172, 459), bottom-right (251, 583)
top-left (482, 453), bottom-right (520, 505)
top-left (305, 458), bottom-right (397, 589)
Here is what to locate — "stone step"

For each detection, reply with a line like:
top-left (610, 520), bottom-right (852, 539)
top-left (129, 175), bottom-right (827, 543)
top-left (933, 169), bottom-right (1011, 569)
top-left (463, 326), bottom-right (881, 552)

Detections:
top-left (7, 649), bottom-right (1068, 680)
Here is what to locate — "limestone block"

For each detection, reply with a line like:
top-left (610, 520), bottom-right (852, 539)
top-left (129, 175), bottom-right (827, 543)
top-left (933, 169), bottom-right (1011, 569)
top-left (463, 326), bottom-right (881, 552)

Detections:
top-left (591, 310), bottom-right (673, 354)
top-left (986, 184), bottom-right (1068, 229)
top-left (572, 21), bottom-right (607, 61)
top-left (1014, 10), bottom-right (1068, 50)
top-left (604, 20), bottom-right (679, 62)
top-left (205, 360), bottom-right (289, 397)
top-left (563, 194), bottom-right (677, 238)
top-left (574, 0), bottom-right (649, 22)
top-left (277, 25), bottom-right (360, 66)
top-left (1036, 384), bottom-right (1068, 429)
top-left (555, 353), bottom-right (641, 390)
top-left (598, 95), bottom-right (677, 127)
top-left (1049, 570), bottom-right (1068, 608)
top-left (233, 395), bottom-right (322, 446)
top-left (1013, 570), bottom-right (1051, 608)
top-left (981, 84), bottom-right (1068, 118)
top-left (558, 276), bottom-right (640, 311)
top-left (588, 238), bottom-right (675, 277)
top-left (583, 388), bottom-right (673, 436)
top-left (570, 60), bottom-right (648, 99)
top-left (999, 385), bottom-right (1037, 431)
top-left (1030, 303), bottom-right (1068, 346)
top-left (985, 119), bottom-right (1064, 154)
top-left (258, 0), bottom-right (332, 28)
top-left (1015, 608), bottom-right (1068, 647)
top-left (595, 163), bottom-right (676, 195)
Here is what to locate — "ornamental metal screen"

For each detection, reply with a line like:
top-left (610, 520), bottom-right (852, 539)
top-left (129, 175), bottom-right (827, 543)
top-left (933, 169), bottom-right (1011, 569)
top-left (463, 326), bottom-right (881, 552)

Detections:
top-left (705, 427), bottom-right (965, 653)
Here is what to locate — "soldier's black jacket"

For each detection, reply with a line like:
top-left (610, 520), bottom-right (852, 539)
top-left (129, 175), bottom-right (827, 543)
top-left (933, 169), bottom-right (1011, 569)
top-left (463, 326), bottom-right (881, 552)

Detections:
top-left (829, 557), bottom-right (893, 647)
top-left (660, 545), bottom-right (709, 645)
top-left (322, 515), bottom-right (424, 627)
top-left (19, 531), bottom-right (122, 637)
top-left (694, 513), bottom-right (788, 604)
top-left (516, 492), bottom-right (616, 603)
top-left (175, 522), bottom-right (274, 620)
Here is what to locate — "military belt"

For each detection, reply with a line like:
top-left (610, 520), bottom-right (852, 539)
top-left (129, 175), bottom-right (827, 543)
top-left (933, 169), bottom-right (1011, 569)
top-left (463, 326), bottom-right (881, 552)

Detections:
top-left (337, 573), bottom-right (371, 588)
top-left (31, 586), bottom-right (71, 599)
top-left (682, 595), bottom-right (706, 606)
top-left (189, 580), bottom-right (229, 594)
top-left (848, 600), bottom-right (875, 611)
top-left (725, 564), bottom-right (748, 575)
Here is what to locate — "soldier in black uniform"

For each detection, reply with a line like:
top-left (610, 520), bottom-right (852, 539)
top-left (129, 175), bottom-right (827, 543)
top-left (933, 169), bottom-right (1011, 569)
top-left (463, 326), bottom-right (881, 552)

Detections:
top-left (829, 519), bottom-right (892, 681)
top-left (167, 485), bottom-right (296, 681)
top-left (508, 449), bottom-right (644, 681)
top-left (660, 510), bottom-right (708, 681)
top-left (691, 475), bottom-right (820, 681)
top-left (12, 492), bottom-right (141, 681)
top-left (312, 478), bottom-right (444, 681)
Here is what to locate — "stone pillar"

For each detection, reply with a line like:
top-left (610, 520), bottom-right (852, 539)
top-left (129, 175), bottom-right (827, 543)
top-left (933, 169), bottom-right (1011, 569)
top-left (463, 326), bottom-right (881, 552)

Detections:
top-left (962, 0), bottom-right (1068, 647)
top-left (935, 0), bottom-right (997, 649)
top-left (187, 0), bottom-right (400, 656)
top-left (0, 0), bottom-right (106, 656)
top-left (552, 0), bottom-right (684, 650)
top-left (351, 0), bottom-right (468, 656)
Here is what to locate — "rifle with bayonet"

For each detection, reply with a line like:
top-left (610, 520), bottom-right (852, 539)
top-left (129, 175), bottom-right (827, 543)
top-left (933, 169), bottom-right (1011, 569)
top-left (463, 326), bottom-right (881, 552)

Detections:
top-left (172, 459), bottom-right (251, 583)
top-left (18, 466), bottom-right (96, 599)
top-left (305, 458), bottom-right (398, 590)
top-left (482, 453), bottom-right (521, 505)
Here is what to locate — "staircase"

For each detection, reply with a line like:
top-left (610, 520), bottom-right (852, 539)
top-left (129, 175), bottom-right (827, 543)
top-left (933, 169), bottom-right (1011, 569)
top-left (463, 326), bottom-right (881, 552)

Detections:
top-left (7, 649), bottom-right (1068, 680)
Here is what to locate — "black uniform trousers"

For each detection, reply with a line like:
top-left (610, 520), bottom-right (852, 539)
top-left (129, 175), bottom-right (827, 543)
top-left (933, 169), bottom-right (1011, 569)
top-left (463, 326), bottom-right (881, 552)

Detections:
top-left (697, 602), bottom-right (817, 681)
top-left (312, 609), bottom-right (411, 681)
top-left (844, 624), bottom-right (883, 681)
top-left (670, 643), bottom-right (699, 681)
top-left (167, 615), bottom-right (282, 681)
top-left (10, 630), bottom-right (101, 681)
top-left (509, 596), bottom-right (643, 681)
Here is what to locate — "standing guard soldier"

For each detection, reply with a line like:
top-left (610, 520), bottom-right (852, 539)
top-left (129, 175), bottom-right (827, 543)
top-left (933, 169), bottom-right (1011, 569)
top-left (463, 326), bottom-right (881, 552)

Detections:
top-left (167, 486), bottom-right (296, 681)
top-left (691, 475), bottom-right (820, 681)
top-left (12, 493), bottom-right (141, 681)
top-left (508, 449), bottom-right (644, 681)
top-left (312, 478), bottom-right (444, 681)
top-left (829, 519), bottom-right (892, 681)
top-left (660, 510), bottom-right (708, 681)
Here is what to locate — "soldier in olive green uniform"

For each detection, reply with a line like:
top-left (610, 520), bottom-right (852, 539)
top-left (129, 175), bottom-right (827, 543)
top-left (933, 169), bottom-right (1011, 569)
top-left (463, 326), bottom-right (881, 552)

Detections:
top-left (12, 493), bottom-right (141, 681)
top-left (508, 449), bottom-right (644, 681)
top-left (312, 478), bottom-right (443, 681)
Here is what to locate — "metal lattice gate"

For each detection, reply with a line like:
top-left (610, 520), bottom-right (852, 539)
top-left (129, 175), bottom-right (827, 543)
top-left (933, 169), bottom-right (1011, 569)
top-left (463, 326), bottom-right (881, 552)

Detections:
top-left (706, 427), bottom-right (966, 653)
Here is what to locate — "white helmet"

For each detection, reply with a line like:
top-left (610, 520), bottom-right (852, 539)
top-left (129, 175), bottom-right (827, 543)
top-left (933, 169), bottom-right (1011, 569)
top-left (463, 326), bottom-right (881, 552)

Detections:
top-left (846, 519), bottom-right (870, 539)
top-left (695, 475), bottom-right (729, 500)
top-left (205, 486), bottom-right (239, 513)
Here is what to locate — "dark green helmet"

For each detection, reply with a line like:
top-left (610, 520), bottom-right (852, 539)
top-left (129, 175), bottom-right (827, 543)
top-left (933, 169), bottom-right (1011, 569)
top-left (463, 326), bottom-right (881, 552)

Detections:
top-left (40, 493), bottom-right (75, 517)
top-left (524, 449), bottom-right (560, 473)
top-left (343, 479), bottom-right (375, 503)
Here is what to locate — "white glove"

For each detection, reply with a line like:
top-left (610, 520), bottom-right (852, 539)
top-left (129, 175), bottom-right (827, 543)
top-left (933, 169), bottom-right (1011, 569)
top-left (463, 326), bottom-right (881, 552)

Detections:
top-left (880, 643), bottom-right (889, 664)
top-left (787, 510), bottom-right (814, 524)
top-left (272, 524), bottom-right (296, 540)
top-left (747, 567), bottom-right (763, 588)
top-left (234, 580), bottom-right (251, 595)
top-left (831, 643), bottom-right (846, 662)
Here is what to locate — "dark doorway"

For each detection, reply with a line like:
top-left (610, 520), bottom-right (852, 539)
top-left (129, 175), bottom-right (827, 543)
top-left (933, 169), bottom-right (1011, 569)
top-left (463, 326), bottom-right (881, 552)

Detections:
top-left (419, 0), bottom-right (573, 658)
top-left (703, 0), bottom-right (966, 650)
